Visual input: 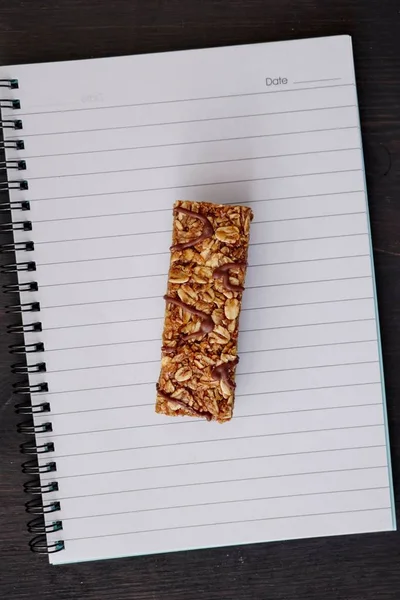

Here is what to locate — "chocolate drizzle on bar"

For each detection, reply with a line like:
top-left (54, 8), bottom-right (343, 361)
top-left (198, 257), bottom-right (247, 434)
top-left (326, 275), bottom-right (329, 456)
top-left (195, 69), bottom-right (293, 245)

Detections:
top-left (156, 385), bottom-right (212, 420)
top-left (161, 345), bottom-right (176, 355)
top-left (164, 295), bottom-right (214, 339)
top-left (213, 262), bottom-right (247, 292)
top-left (170, 206), bottom-right (214, 251)
top-left (211, 357), bottom-right (239, 390)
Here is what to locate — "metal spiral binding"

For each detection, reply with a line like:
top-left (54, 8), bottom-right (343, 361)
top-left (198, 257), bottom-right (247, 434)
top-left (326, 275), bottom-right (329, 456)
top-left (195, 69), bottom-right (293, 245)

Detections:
top-left (7, 321), bottom-right (43, 333)
top-left (28, 517), bottom-right (63, 534)
top-left (0, 79), bottom-right (64, 555)
top-left (5, 301), bottom-right (41, 314)
top-left (0, 140), bottom-right (25, 150)
top-left (3, 281), bottom-right (38, 293)
top-left (0, 79), bottom-right (19, 89)
top-left (0, 240), bottom-right (34, 253)
top-left (18, 421), bottom-right (53, 434)
top-left (21, 459), bottom-right (56, 474)
top-left (1, 260), bottom-right (36, 272)
top-left (12, 362), bottom-right (47, 374)
top-left (16, 401), bottom-right (51, 414)
top-left (0, 200), bottom-right (30, 212)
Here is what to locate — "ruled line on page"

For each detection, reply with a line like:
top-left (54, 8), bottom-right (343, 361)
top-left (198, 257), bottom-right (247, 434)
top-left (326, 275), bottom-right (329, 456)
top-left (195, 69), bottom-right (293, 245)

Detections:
top-left (43, 368), bottom-right (379, 397)
top-left (27, 169), bottom-right (363, 203)
top-left (14, 104), bottom-right (358, 138)
top-left (215, 191), bottom-right (365, 206)
top-left (46, 383), bottom-right (381, 417)
top-left (58, 486), bottom-right (389, 512)
top-left (51, 424), bottom-right (384, 458)
top-left (45, 403), bottom-right (382, 428)
top-left (247, 276), bottom-right (370, 291)
top-left (37, 252), bottom-right (169, 264)
top-left (41, 349), bottom-right (378, 379)
top-left (34, 225), bottom-right (366, 247)
top-left (36, 232), bottom-right (369, 267)
top-left (43, 317), bottom-right (375, 340)
top-left (294, 78), bottom-right (342, 84)
top-left (47, 449), bottom-right (386, 482)
top-left (44, 404), bottom-right (383, 443)
top-left (69, 463), bottom-right (391, 498)
top-left (241, 298), bottom-right (374, 312)
top-left (36, 251), bottom-right (369, 287)
top-left (40, 276), bottom-right (372, 310)
top-left (37, 253), bottom-right (369, 287)
top-left (216, 381), bottom-right (381, 399)
top-left (28, 189), bottom-right (364, 211)
top-left (57, 486), bottom-right (390, 520)
top-left (23, 126), bottom-right (359, 160)
top-left (56, 482), bottom-right (390, 513)
top-left (17, 82), bottom-right (354, 117)
top-left (40, 383), bottom-right (382, 417)
top-left (42, 318), bottom-right (159, 330)
top-left (238, 338), bottom-right (377, 351)
top-left (60, 507), bottom-right (392, 542)
top-left (43, 319), bottom-right (376, 345)
top-left (37, 386), bottom-right (384, 419)
top-left (41, 362), bottom-right (380, 391)
top-left (250, 234), bottom-right (366, 247)
top-left (44, 349), bottom-right (378, 376)
top-left (27, 147), bottom-right (362, 181)
top-left (34, 235), bottom-right (363, 263)
top-left (32, 195), bottom-right (366, 224)
top-left (32, 215), bottom-right (368, 240)
top-left (36, 246), bottom-right (368, 269)
top-left (41, 312), bottom-right (374, 336)
top-left (46, 403), bottom-right (382, 437)
top-left (242, 317), bottom-right (375, 331)
top-left (38, 274), bottom-right (373, 292)
top-left (44, 450), bottom-right (387, 482)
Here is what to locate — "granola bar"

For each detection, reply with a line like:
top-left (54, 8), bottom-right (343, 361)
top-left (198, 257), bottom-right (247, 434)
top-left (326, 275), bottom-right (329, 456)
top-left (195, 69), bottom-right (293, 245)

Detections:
top-left (156, 200), bottom-right (253, 423)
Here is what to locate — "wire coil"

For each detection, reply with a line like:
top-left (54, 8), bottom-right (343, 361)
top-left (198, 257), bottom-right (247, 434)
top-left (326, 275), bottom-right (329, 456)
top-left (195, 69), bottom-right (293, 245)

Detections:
top-left (3, 281), bottom-right (38, 293)
top-left (22, 460), bottom-right (56, 474)
top-left (0, 240), bottom-right (34, 253)
top-left (25, 498), bottom-right (60, 514)
top-left (9, 342), bottom-right (45, 354)
top-left (0, 78), bottom-right (63, 555)
top-left (16, 401), bottom-right (50, 414)
top-left (0, 200), bottom-right (30, 211)
top-left (2, 261), bottom-right (36, 273)
top-left (7, 321), bottom-right (42, 333)
top-left (5, 301), bottom-right (41, 314)
top-left (30, 537), bottom-right (65, 554)
top-left (28, 517), bottom-right (63, 534)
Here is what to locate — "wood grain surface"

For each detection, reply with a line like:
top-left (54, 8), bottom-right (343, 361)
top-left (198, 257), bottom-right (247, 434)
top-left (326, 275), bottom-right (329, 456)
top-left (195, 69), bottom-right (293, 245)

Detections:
top-left (0, 1), bottom-right (399, 598)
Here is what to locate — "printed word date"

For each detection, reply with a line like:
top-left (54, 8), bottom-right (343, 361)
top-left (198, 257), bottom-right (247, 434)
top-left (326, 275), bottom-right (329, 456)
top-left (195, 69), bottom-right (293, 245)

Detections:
top-left (265, 77), bottom-right (288, 86)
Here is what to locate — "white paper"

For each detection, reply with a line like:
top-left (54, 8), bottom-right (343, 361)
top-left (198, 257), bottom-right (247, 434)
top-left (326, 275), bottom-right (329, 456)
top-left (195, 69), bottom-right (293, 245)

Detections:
top-left (0, 35), bottom-right (395, 565)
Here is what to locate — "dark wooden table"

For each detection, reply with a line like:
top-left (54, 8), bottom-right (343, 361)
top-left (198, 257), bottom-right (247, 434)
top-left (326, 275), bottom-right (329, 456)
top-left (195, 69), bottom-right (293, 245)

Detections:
top-left (1, 1), bottom-right (400, 598)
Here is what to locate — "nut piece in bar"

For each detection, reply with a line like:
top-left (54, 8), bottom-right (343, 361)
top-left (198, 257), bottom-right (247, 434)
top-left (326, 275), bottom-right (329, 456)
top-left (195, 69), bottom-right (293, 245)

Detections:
top-left (156, 200), bottom-right (253, 423)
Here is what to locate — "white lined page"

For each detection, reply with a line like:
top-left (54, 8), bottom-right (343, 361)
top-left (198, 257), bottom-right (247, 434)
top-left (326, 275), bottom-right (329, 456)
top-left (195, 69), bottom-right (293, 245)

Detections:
top-left (1, 35), bottom-right (394, 565)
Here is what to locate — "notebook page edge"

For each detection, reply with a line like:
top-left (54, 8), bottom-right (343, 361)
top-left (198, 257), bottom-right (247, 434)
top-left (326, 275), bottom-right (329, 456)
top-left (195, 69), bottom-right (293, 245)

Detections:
top-left (347, 35), bottom-right (396, 531)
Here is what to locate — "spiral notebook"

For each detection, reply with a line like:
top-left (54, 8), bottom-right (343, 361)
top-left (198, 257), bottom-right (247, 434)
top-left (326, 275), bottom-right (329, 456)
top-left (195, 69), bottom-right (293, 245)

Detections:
top-left (0, 35), bottom-right (395, 565)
